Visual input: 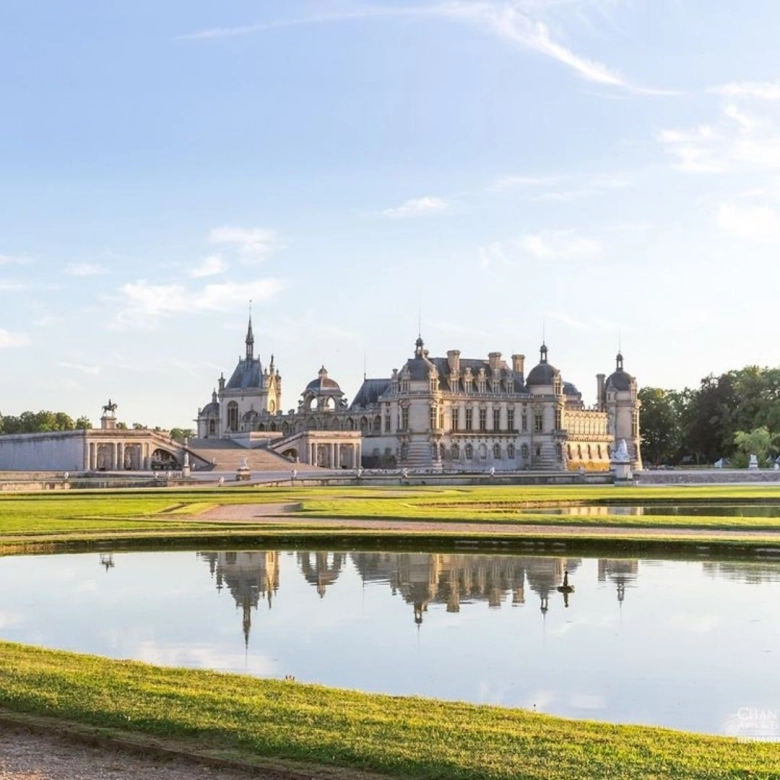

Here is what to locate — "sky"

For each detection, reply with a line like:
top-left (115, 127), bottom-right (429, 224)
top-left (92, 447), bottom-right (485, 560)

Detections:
top-left (2, 0), bottom-right (780, 428)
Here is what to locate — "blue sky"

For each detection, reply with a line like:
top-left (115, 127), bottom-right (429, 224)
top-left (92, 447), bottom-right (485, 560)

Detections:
top-left (2, 0), bottom-right (780, 428)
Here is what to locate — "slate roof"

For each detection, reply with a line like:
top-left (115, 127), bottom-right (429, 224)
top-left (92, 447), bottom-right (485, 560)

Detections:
top-left (350, 378), bottom-right (392, 409)
top-left (225, 358), bottom-right (263, 390)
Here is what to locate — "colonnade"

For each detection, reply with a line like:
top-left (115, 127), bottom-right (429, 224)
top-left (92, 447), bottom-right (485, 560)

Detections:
top-left (307, 441), bottom-right (361, 469)
top-left (86, 441), bottom-right (151, 470)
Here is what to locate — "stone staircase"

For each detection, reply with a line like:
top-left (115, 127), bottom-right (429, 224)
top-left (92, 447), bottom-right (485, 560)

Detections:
top-left (188, 439), bottom-right (294, 472)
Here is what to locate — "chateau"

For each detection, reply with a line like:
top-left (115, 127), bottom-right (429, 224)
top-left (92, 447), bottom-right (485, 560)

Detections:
top-left (195, 318), bottom-right (642, 472)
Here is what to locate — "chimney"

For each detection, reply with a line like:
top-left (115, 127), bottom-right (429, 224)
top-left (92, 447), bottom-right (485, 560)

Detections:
top-left (488, 351), bottom-right (502, 372)
top-left (596, 373), bottom-right (606, 410)
top-left (511, 354), bottom-right (525, 375)
top-left (447, 350), bottom-right (461, 374)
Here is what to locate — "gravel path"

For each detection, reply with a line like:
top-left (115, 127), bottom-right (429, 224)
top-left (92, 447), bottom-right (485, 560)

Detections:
top-left (198, 503), bottom-right (780, 540)
top-left (0, 724), bottom-right (268, 780)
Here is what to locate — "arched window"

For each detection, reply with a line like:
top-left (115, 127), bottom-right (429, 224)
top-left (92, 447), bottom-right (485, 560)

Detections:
top-left (452, 443), bottom-right (460, 460)
top-left (227, 402), bottom-right (238, 431)
top-left (478, 443), bottom-right (487, 460)
top-left (270, 422), bottom-right (277, 432)
top-left (373, 415), bottom-right (382, 432)
top-left (465, 443), bottom-right (474, 460)
top-left (508, 443), bottom-right (516, 459)
top-left (521, 443), bottom-right (529, 459)
top-left (208, 419), bottom-right (216, 435)
top-left (493, 443), bottom-right (501, 460)
top-left (400, 443), bottom-right (409, 461)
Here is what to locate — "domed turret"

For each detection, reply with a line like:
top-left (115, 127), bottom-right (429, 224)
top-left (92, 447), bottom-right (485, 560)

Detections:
top-left (605, 352), bottom-right (633, 391)
top-left (526, 343), bottom-right (558, 387)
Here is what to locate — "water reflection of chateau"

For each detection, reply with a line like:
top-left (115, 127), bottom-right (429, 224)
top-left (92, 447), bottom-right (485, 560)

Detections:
top-left (598, 559), bottom-right (638, 604)
top-left (297, 552), bottom-right (347, 598)
top-left (198, 551), bottom-right (279, 645)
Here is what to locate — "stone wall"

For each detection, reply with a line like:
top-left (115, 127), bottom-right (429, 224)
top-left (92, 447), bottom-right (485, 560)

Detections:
top-left (0, 432), bottom-right (85, 471)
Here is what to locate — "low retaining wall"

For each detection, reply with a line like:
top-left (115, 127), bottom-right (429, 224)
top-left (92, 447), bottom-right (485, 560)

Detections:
top-left (636, 469), bottom-right (780, 484)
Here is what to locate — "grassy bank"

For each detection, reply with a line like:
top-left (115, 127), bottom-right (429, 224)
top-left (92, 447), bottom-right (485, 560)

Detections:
top-left (0, 641), bottom-right (778, 780)
top-left (1, 485), bottom-right (780, 778)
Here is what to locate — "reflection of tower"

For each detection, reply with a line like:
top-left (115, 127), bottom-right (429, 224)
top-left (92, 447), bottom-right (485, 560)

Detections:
top-left (99, 553), bottom-right (114, 571)
top-left (525, 557), bottom-right (581, 615)
top-left (198, 551), bottom-right (280, 645)
top-left (297, 552), bottom-right (345, 598)
top-left (598, 559), bottom-right (638, 604)
top-left (398, 553), bottom-right (442, 624)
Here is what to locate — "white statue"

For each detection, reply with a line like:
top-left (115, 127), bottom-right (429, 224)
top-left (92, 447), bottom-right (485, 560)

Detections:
top-left (748, 454), bottom-right (759, 470)
top-left (613, 439), bottom-right (629, 463)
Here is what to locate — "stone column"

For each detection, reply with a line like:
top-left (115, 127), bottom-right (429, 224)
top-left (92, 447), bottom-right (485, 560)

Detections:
top-left (117, 442), bottom-right (124, 470)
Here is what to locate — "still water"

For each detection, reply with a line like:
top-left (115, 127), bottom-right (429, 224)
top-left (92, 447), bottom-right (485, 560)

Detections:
top-left (1, 548), bottom-right (779, 739)
top-left (519, 503), bottom-right (780, 517)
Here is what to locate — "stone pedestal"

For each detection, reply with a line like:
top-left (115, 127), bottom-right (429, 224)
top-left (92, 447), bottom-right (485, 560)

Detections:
top-left (611, 460), bottom-right (633, 483)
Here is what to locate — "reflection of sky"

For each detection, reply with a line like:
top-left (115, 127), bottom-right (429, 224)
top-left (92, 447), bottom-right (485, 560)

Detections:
top-left (0, 550), bottom-right (779, 738)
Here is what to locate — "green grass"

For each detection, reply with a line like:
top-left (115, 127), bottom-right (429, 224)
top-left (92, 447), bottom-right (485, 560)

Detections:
top-left (2, 484), bottom-right (780, 777)
top-left (0, 641), bottom-right (777, 780)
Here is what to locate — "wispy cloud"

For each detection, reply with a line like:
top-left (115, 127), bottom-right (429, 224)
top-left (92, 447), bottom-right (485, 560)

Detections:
top-left (56, 361), bottom-right (102, 376)
top-left (0, 329), bottom-right (29, 348)
top-left (0, 254), bottom-right (30, 266)
top-left (516, 231), bottom-right (602, 259)
top-left (181, 2), bottom-right (669, 95)
top-left (66, 262), bottom-right (107, 277)
top-left (113, 278), bottom-right (284, 330)
top-left (383, 196), bottom-right (449, 218)
top-left (478, 241), bottom-right (511, 269)
top-left (710, 81), bottom-right (780, 101)
top-left (209, 226), bottom-right (280, 259)
top-left (0, 279), bottom-right (26, 292)
top-left (189, 254), bottom-right (227, 278)
top-left (717, 202), bottom-right (780, 240)
top-left (489, 172), bottom-right (630, 199)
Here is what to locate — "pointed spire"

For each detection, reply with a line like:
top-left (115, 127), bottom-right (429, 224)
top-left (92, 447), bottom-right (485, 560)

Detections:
top-left (540, 343), bottom-right (548, 364)
top-left (245, 303), bottom-right (254, 361)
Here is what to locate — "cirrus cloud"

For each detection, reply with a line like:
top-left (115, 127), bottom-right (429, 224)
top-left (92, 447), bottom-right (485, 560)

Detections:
top-left (383, 196), bottom-right (449, 218)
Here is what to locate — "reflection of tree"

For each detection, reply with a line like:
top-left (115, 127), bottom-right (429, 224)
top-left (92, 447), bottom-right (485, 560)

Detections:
top-left (198, 551), bottom-right (279, 646)
top-left (598, 559), bottom-right (638, 603)
top-left (702, 560), bottom-right (780, 585)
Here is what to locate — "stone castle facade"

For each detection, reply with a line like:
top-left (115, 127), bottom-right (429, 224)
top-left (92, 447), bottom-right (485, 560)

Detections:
top-left (196, 318), bottom-right (642, 472)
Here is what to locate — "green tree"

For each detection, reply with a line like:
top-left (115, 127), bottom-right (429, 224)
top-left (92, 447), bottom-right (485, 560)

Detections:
top-left (638, 387), bottom-right (683, 466)
top-left (169, 428), bottom-right (195, 442)
top-left (733, 426), bottom-right (779, 467)
top-left (75, 416), bottom-right (92, 430)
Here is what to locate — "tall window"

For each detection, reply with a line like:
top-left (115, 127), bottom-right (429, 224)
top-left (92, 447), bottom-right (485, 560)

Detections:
top-left (401, 406), bottom-right (409, 431)
top-left (521, 412), bottom-right (528, 431)
top-left (478, 379), bottom-right (486, 393)
top-left (479, 408), bottom-right (487, 431)
top-left (384, 413), bottom-right (391, 433)
top-left (430, 404), bottom-right (437, 430)
top-left (493, 443), bottom-right (501, 460)
top-left (507, 408), bottom-right (515, 431)
top-left (534, 412), bottom-right (544, 432)
top-left (465, 408), bottom-right (473, 431)
top-left (508, 443), bottom-right (516, 459)
top-left (227, 402), bottom-right (238, 431)
top-left (465, 443), bottom-right (474, 460)
top-left (452, 407), bottom-right (460, 430)
top-left (493, 408), bottom-right (500, 430)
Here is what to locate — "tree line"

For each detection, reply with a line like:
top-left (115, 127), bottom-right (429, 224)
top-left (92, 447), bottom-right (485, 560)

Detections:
top-left (0, 412), bottom-right (194, 443)
top-left (640, 366), bottom-right (780, 467)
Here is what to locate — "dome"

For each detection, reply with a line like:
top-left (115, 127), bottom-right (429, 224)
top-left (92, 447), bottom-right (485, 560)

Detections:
top-left (201, 401), bottom-right (219, 416)
top-left (526, 344), bottom-right (558, 387)
top-left (563, 381), bottom-right (579, 396)
top-left (305, 366), bottom-right (342, 393)
top-left (605, 353), bottom-right (633, 391)
top-left (526, 363), bottom-right (557, 386)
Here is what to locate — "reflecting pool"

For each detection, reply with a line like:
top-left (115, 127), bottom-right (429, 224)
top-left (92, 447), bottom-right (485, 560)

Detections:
top-left (1, 549), bottom-right (779, 740)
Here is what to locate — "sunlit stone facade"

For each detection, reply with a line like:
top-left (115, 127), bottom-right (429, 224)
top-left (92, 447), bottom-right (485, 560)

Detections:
top-left (196, 320), bottom-right (642, 471)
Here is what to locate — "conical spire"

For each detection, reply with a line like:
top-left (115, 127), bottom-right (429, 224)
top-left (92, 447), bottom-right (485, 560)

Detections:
top-left (245, 313), bottom-right (254, 361)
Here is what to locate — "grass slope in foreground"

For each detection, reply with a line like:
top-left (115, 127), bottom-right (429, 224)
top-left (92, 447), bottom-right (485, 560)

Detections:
top-left (0, 642), bottom-right (778, 780)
